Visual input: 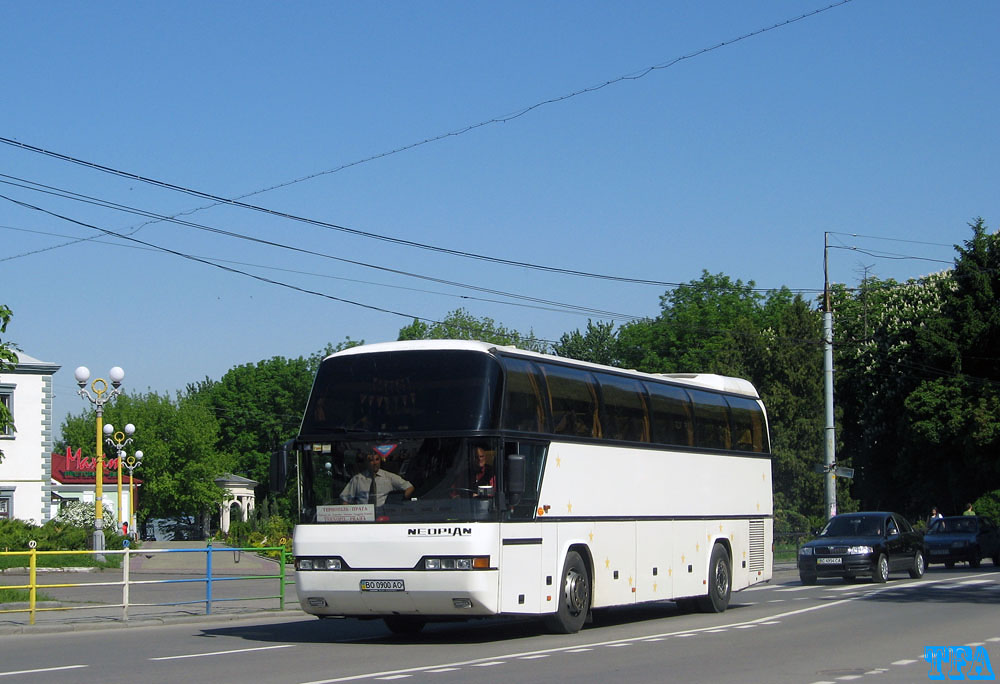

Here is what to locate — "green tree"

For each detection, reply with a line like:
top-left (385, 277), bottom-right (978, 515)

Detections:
top-left (833, 219), bottom-right (1000, 517)
top-left (831, 273), bottom-right (949, 513)
top-left (397, 308), bottom-right (548, 352)
top-left (553, 320), bottom-right (619, 365)
top-left (0, 305), bottom-right (18, 461)
top-left (59, 391), bottom-right (233, 529)
top-left (617, 271), bottom-right (763, 376)
top-left (902, 219), bottom-right (1000, 512)
top-left (192, 356), bottom-right (313, 484)
top-left (749, 289), bottom-right (835, 518)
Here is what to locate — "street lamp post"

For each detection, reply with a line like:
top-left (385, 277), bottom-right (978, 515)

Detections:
top-left (123, 450), bottom-right (143, 539)
top-left (104, 423), bottom-right (135, 534)
top-left (74, 365), bottom-right (125, 555)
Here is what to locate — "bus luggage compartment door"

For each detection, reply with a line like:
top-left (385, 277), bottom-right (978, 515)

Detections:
top-left (499, 524), bottom-right (548, 614)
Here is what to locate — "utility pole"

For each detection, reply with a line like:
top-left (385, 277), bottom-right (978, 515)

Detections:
top-left (823, 233), bottom-right (837, 519)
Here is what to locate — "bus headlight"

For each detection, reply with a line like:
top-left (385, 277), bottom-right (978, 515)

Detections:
top-left (422, 556), bottom-right (490, 570)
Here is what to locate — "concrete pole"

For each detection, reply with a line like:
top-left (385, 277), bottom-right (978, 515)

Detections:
top-left (823, 233), bottom-right (837, 519)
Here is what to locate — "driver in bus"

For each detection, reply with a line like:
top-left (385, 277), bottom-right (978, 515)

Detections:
top-left (450, 445), bottom-right (496, 498)
top-left (340, 452), bottom-right (414, 506)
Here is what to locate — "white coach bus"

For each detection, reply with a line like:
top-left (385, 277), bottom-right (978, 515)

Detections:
top-left (278, 340), bottom-right (772, 634)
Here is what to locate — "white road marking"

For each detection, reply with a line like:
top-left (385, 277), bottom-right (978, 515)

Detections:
top-left (150, 644), bottom-right (295, 661)
top-left (0, 665), bottom-right (87, 678)
top-left (294, 589), bottom-right (946, 684)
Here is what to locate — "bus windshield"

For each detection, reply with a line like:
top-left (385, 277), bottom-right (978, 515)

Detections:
top-left (300, 437), bottom-right (501, 524)
top-left (300, 350), bottom-right (503, 435)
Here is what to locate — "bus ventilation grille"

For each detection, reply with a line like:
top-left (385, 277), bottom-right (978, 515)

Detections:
top-left (748, 519), bottom-right (766, 572)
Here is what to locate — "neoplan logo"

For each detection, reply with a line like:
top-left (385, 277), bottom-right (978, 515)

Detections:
top-left (925, 646), bottom-right (995, 681)
top-left (407, 527), bottom-right (473, 537)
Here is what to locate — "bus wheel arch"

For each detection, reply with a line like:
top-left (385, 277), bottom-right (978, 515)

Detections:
top-left (697, 541), bottom-right (732, 613)
top-left (544, 546), bottom-right (592, 634)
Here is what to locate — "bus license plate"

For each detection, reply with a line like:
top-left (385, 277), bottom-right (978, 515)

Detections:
top-left (360, 579), bottom-right (405, 592)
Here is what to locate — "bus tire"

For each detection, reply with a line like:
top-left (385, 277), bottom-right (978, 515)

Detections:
top-left (544, 550), bottom-right (590, 634)
top-left (698, 544), bottom-right (731, 613)
top-left (384, 616), bottom-right (426, 635)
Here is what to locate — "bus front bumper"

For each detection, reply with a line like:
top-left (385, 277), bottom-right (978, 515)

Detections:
top-left (296, 569), bottom-right (500, 618)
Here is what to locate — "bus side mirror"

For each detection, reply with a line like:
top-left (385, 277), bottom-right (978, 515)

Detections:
top-left (270, 440), bottom-right (293, 493)
top-left (506, 454), bottom-right (526, 496)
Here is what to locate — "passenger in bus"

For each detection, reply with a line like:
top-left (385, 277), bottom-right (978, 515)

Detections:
top-left (340, 452), bottom-right (414, 506)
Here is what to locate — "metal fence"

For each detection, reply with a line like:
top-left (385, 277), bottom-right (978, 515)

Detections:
top-left (0, 543), bottom-right (292, 626)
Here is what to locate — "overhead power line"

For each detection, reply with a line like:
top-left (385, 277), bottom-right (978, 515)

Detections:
top-left (0, 2), bottom-right (854, 293)
top-left (0, 174), bottom-right (644, 320)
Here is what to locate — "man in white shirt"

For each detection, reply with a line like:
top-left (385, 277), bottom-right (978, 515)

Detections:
top-left (340, 452), bottom-right (414, 506)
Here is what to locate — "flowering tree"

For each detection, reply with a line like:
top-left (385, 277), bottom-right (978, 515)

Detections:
top-left (56, 500), bottom-right (117, 530)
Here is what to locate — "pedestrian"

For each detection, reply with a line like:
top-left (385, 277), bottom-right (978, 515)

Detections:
top-left (963, 502), bottom-right (975, 516)
top-left (928, 507), bottom-right (943, 525)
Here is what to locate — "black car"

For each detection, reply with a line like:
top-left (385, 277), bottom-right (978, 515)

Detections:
top-left (923, 515), bottom-right (1000, 568)
top-left (798, 512), bottom-right (924, 584)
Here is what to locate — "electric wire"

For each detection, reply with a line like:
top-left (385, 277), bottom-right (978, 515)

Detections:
top-left (0, 175), bottom-right (643, 320)
top-left (0, 2), bottom-right (855, 292)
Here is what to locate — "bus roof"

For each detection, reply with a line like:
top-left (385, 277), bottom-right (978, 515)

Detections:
top-left (328, 340), bottom-right (762, 399)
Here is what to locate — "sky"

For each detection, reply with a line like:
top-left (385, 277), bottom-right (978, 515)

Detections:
top-left (2, 1), bottom-right (997, 439)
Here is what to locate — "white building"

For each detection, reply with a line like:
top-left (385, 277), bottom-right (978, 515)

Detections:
top-left (0, 351), bottom-right (60, 523)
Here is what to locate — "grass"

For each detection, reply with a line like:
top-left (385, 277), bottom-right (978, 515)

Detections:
top-left (0, 587), bottom-right (55, 603)
top-left (0, 552), bottom-right (122, 571)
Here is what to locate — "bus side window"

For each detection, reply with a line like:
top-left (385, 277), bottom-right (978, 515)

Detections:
top-left (503, 441), bottom-right (547, 520)
top-left (502, 359), bottom-right (548, 433)
top-left (646, 383), bottom-right (693, 448)
top-left (689, 389), bottom-right (731, 450)
top-left (543, 365), bottom-right (599, 439)
top-left (726, 395), bottom-right (766, 452)
top-left (597, 373), bottom-right (649, 443)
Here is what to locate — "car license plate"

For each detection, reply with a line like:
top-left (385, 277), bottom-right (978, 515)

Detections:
top-left (817, 557), bottom-right (843, 565)
top-left (360, 579), bottom-right (405, 592)
top-left (931, 549), bottom-right (949, 555)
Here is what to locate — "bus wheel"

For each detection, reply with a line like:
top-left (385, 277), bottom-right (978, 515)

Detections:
top-left (545, 550), bottom-right (590, 634)
top-left (384, 616), bottom-right (426, 635)
top-left (698, 544), bottom-right (732, 613)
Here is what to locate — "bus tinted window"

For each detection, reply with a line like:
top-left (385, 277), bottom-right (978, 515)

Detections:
top-left (502, 358), bottom-right (548, 433)
top-left (726, 395), bottom-right (768, 453)
top-left (647, 383), bottom-right (693, 447)
top-left (543, 364), bottom-right (602, 438)
top-left (302, 351), bottom-right (502, 434)
top-left (597, 373), bottom-right (649, 442)
top-left (689, 389), bottom-right (731, 450)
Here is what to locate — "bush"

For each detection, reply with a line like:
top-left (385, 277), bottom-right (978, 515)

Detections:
top-left (973, 490), bottom-right (1000, 524)
top-left (223, 515), bottom-right (293, 560)
top-left (56, 501), bottom-right (117, 530)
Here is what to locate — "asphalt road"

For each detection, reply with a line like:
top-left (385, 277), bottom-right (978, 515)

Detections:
top-left (1, 563), bottom-right (998, 684)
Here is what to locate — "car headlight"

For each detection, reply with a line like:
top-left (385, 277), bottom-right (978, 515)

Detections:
top-left (798, 547), bottom-right (813, 556)
top-left (846, 545), bottom-right (873, 555)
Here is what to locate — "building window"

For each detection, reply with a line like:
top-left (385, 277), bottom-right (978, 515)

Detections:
top-left (0, 384), bottom-right (13, 437)
top-left (0, 496), bottom-right (10, 519)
